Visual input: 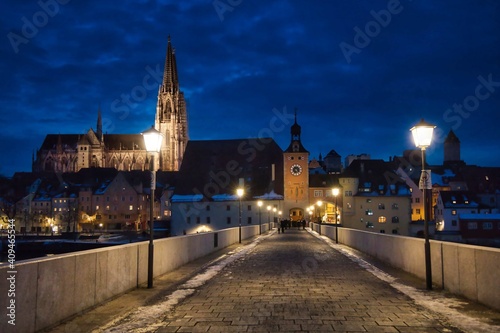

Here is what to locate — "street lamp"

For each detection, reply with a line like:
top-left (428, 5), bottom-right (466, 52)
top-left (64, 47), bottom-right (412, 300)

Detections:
top-left (317, 201), bottom-right (323, 235)
top-left (410, 118), bottom-right (436, 291)
top-left (237, 188), bottom-right (244, 243)
top-left (332, 188), bottom-right (340, 244)
top-left (142, 125), bottom-right (163, 289)
top-left (257, 200), bottom-right (263, 234)
top-left (267, 205), bottom-right (272, 226)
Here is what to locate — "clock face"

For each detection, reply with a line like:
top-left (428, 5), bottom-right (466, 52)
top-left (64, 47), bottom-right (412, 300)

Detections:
top-left (291, 164), bottom-right (303, 176)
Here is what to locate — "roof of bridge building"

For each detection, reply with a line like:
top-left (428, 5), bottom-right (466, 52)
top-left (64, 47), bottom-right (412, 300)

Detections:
top-left (173, 138), bottom-right (284, 200)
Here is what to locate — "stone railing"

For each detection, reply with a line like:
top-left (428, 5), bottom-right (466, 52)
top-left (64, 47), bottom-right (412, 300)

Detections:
top-left (313, 223), bottom-right (500, 312)
top-left (0, 224), bottom-right (269, 333)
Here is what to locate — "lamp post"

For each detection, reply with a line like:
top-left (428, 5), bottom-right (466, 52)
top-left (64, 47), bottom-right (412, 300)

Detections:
top-left (332, 188), bottom-right (340, 244)
top-left (257, 200), bottom-right (263, 234)
top-left (142, 126), bottom-right (163, 289)
top-left (410, 118), bottom-right (436, 291)
top-left (267, 205), bottom-right (271, 227)
top-left (317, 201), bottom-right (323, 235)
top-left (237, 188), bottom-right (244, 243)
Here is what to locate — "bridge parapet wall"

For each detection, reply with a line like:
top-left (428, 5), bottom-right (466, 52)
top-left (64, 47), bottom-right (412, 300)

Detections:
top-left (316, 223), bottom-right (500, 312)
top-left (0, 225), bottom-right (264, 333)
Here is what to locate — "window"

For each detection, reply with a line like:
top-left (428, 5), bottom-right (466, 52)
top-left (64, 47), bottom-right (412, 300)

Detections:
top-left (392, 229), bottom-right (398, 234)
top-left (206, 205), bottom-right (210, 211)
top-left (207, 217), bottom-right (211, 224)
top-left (109, 215), bottom-right (112, 219)
top-left (187, 217), bottom-right (191, 224)
top-left (121, 196), bottom-right (125, 202)
top-left (314, 190), bottom-right (323, 197)
top-left (415, 198), bottom-right (420, 203)
top-left (451, 210), bottom-right (457, 216)
top-left (365, 209), bottom-right (373, 216)
top-left (366, 199), bottom-right (372, 203)
top-left (247, 217), bottom-right (252, 224)
top-left (416, 209), bottom-right (421, 215)
top-left (125, 214), bottom-right (131, 219)
top-left (196, 217), bottom-right (200, 224)
top-left (378, 216), bottom-right (387, 223)
top-left (392, 216), bottom-right (399, 223)
top-left (227, 217), bottom-right (231, 224)
top-left (345, 191), bottom-right (352, 197)
top-left (96, 197), bottom-right (99, 202)
top-left (106, 205), bottom-right (110, 210)
top-left (129, 205), bottom-right (133, 211)
top-left (378, 204), bottom-right (385, 210)
top-left (392, 203), bottom-right (399, 210)
top-left (483, 222), bottom-right (493, 230)
top-left (452, 220), bottom-right (457, 226)
top-left (468, 222), bottom-right (478, 230)
top-left (96, 205), bottom-right (100, 210)
top-left (247, 205), bottom-right (251, 211)
top-left (226, 205), bottom-right (230, 211)
top-left (380, 230), bottom-right (385, 233)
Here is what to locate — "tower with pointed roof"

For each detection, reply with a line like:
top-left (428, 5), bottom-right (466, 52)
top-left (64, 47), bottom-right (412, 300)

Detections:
top-left (283, 110), bottom-right (309, 221)
top-left (155, 36), bottom-right (189, 171)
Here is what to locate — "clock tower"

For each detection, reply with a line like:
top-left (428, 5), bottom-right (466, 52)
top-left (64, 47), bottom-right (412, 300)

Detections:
top-left (283, 111), bottom-right (309, 221)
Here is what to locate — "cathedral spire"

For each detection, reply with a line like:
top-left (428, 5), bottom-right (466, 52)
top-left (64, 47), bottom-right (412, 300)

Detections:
top-left (162, 35), bottom-right (179, 93)
top-left (96, 105), bottom-right (103, 141)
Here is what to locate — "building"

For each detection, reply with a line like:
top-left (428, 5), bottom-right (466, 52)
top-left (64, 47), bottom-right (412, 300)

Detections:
top-left (339, 160), bottom-right (412, 235)
top-left (32, 37), bottom-right (188, 173)
top-left (170, 138), bottom-right (284, 235)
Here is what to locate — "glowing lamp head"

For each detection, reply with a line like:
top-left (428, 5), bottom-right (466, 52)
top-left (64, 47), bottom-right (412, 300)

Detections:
top-left (332, 188), bottom-right (339, 197)
top-left (236, 188), bottom-right (244, 198)
top-left (410, 119), bottom-right (436, 149)
top-left (141, 126), bottom-right (163, 152)
top-left (257, 200), bottom-right (263, 207)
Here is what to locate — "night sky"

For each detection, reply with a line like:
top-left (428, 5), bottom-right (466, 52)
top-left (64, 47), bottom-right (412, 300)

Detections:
top-left (1, 0), bottom-right (499, 177)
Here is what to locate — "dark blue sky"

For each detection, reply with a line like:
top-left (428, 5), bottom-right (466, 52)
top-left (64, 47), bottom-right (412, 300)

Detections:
top-left (1, 0), bottom-right (499, 177)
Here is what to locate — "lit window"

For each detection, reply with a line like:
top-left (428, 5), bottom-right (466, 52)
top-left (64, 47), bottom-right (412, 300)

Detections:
top-left (129, 205), bottom-right (133, 211)
top-left (378, 216), bottom-right (387, 223)
top-left (96, 205), bottom-right (99, 210)
top-left (451, 210), bottom-right (457, 215)
top-left (366, 209), bottom-right (373, 216)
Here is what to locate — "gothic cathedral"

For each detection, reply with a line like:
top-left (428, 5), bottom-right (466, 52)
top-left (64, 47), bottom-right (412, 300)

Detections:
top-left (33, 37), bottom-right (188, 173)
top-left (282, 112), bottom-right (309, 221)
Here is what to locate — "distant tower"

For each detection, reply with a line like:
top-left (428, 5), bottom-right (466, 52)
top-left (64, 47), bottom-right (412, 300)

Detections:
top-left (444, 130), bottom-right (460, 164)
top-left (96, 106), bottom-right (103, 142)
top-left (283, 110), bottom-right (309, 221)
top-left (155, 36), bottom-right (189, 171)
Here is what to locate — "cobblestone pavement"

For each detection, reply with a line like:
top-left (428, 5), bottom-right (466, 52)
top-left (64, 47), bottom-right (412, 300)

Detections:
top-left (152, 229), bottom-right (463, 333)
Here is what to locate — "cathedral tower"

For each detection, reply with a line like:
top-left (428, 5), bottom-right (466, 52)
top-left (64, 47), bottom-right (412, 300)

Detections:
top-left (155, 36), bottom-right (189, 171)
